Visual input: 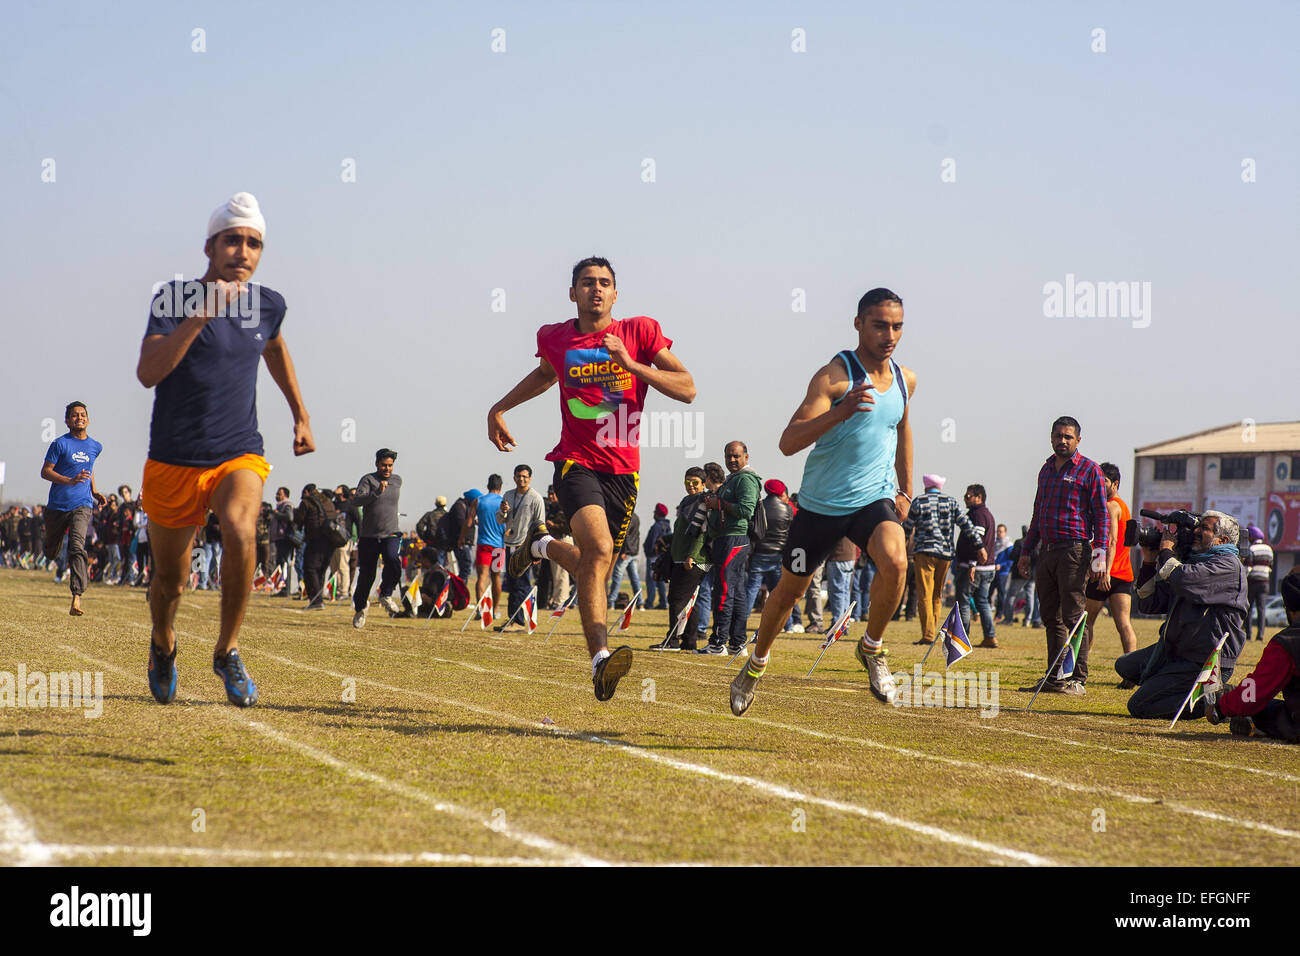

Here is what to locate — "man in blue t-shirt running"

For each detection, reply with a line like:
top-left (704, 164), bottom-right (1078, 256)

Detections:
top-left (136, 193), bottom-right (315, 708)
top-left (728, 289), bottom-right (917, 717)
top-left (41, 401), bottom-right (106, 616)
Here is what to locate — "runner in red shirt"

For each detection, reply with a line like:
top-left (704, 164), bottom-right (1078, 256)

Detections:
top-left (488, 257), bottom-right (696, 701)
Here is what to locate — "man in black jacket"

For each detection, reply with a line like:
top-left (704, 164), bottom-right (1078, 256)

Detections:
top-left (1116, 510), bottom-right (1248, 719)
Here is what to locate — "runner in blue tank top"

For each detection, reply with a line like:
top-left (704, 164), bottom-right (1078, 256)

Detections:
top-left (730, 289), bottom-right (916, 716)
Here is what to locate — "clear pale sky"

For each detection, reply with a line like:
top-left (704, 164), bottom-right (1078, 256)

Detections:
top-left (3, 1), bottom-right (1296, 533)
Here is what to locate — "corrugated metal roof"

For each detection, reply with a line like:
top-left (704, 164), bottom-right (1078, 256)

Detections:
top-left (1135, 421), bottom-right (1300, 456)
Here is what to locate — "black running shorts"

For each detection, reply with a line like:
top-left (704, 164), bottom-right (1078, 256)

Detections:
top-left (1085, 577), bottom-right (1133, 601)
top-left (553, 460), bottom-right (639, 550)
top-left (781, 498), bottom-right (901, 575)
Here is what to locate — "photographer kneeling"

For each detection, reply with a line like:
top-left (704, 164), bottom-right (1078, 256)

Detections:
top-left (1115, 510), bottom-right (1247, 719)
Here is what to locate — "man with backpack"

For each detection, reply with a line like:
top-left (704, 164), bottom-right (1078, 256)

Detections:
top-left (416, 496), bottom-right (449, 567)
top-left (296, 483), bottom-right (342, 610)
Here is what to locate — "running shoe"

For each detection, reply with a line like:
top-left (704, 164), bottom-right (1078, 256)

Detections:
top-left (855, 642), bottom-right (897, 703)
top-left (593, 646), bottom-right (633, 702)
top-left (379, 593), bottom-right (402, 616)
top-left (729, 657), bottom-right (766, 717)
top-left (147, 639), bottom-right (178, 704)
top-left (696, 642), bottom-right (727, 656)
top-left (213, 649), bottom-right (258, 707)
top-left (508, 523), bottom-right (549, 579)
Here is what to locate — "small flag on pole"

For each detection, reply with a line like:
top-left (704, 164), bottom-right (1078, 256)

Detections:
top-left (618, 590), bottom-right (641, 630)
top-left (1058, 612), bottom-right (1088, 680)
top-left (523, 591), bottom-right (538, 634)
top-left (806, 601), bottom-right (857, 677)
top-left (479, 593), bottom-right (494, 630)
top-left (324, 573), bottom-right (338, 602)
top-left (406, 571), bottom-right (423, 612)
top-left (252, 566), bottom-right (268, 591)
top-left (668, 584), bottom-right (701, 639)
top-left (433, 579), bottom-right (450, 614)
top-left (939, 607), bottom-right (973, 669)
top-left (1170, 633), bottom-right (1230, 730)
top-left (544, 591), bottom-right (578, 641)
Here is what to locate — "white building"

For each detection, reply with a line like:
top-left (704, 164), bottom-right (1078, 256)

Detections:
top-left (1133, 421), bottom-right (1300, 579)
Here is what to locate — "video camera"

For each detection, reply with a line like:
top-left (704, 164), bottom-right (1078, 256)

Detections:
top-left (1137, 509), bottom-right (1200, 561)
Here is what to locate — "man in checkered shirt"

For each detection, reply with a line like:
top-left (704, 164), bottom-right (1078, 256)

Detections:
top-left (902, 474), bottom-right (985, 645)
top-left (1017, 416), bottom-right (1110, 696)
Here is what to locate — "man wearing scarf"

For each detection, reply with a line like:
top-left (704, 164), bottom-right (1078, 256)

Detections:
top-left (1116, 510), bottom-right (1248, 719)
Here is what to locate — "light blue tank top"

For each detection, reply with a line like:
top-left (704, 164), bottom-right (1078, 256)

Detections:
top-left (797, 351), bottom-right (907, 516)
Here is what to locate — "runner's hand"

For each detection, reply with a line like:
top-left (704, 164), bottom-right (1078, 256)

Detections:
top-left (1097, 572), bottom-right (1111, 593)
top-left (73, 469), bottom-right (92, 484)
top-left (292, 419), bottom-right (315, 456)
top-left (837, 383), bottom-right (876, 421)
top-left (488, 411), bottom-right (516, 451)
top-left (894, 494), bottom-right (910, 522)
top-left (602, 333), bottom-right (632, 370)
top-left (93, 491), bottom-right (107, 507)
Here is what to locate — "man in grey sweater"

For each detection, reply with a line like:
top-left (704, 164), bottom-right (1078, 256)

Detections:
top-left (498, 464), bottom-right (547, 631)
top-left (351, 448), bottom-right (403, 628)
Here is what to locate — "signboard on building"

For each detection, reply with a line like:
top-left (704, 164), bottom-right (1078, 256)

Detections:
top-left (1204, 495), bottom-right (1261, 530)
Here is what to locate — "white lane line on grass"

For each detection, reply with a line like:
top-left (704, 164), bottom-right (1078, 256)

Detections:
top-left (276, 629), bottom-right (1300, 845)
top-left (432, 627), bottom-right (1300, 784)
top-left (0, 793), bottom-right (55, 866)
top-left (55, 640), bottom-right (609, 868)
top-left (6, 842), bottom-right (564, 866)
top-left (229, 641), bottom-right (1055, 866)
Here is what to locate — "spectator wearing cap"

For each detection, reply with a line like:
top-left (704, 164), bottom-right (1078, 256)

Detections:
top-left (1245, 524), bottom-right (1274, 641)
top-left (644, 502), bottom-right (672, 609)
top-left (901, 473), bottom-right (984, 644)
top-left (1207, 569), bottom-right (1300, 742)
top-left (738, 479), bottom-right (796, 630)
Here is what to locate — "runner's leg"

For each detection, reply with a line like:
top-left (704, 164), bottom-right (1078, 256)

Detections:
top-left (147, 521), bottom-right (198, 655)
top-left (863, 521), bottom-right (906, 644)
top-left (209, 468), bottom-right (263, 655)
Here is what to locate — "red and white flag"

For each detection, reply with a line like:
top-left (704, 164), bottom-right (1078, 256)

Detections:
top-left (551, 591), bottom-right (576, 618)
top-left (479, 593), bottom-right (494, 630)
top-left (669, 584), bottom-right (701, 638)
top-left (433, 579), bottom-right (451, 614)
top-left (523, 592), bottom-right (538, 634)
top-left (616, 590), bottom-right (642, 632)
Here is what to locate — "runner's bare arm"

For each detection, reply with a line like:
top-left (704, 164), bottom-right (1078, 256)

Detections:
top-left (778, 360), bottom-right (876, 456)
top-left (602, 338), bottom-right (696, 404)
top-left (137, 322), bottom-right (210, 388)
top-left (262, 335), bottom-right (315, 456)
top-left (893, 367), bottom-right (917, 520)
top-left (488, 357), bottom-right (559, 452)
top-left (136, 281), bottom-right (248, 388)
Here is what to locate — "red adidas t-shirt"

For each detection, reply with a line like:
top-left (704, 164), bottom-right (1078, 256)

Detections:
top-left (535, 315), bottom-right (672, 475)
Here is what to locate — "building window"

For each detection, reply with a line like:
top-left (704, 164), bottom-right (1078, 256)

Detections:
top-left (1220, 456), bottom-right (1255, 481)
top-left (1291, 456), bottom-right (1300, 481)
top-left (1153, 458), bottom-right (1186, 481)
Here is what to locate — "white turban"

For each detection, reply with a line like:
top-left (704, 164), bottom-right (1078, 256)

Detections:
top-left (207, 192), bottom-right (266, 240)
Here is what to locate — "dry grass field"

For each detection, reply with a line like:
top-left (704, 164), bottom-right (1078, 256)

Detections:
top-left (1, 568), bottom-right (1297, 867)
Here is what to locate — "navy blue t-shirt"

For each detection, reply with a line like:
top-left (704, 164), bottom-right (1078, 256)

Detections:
top-left (45, 433), bottom-right (103, 510)
top-left (145, 280), bottom-right (286, 467)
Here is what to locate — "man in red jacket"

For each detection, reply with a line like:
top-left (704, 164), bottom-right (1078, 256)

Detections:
top-left (1206, 569), bottom-right (1300, 742)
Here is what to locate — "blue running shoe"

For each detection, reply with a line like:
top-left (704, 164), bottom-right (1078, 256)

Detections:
top-left (147, 639), bottom-right (178, 704)
top-left (213, 648), bottom-right (258, 707)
